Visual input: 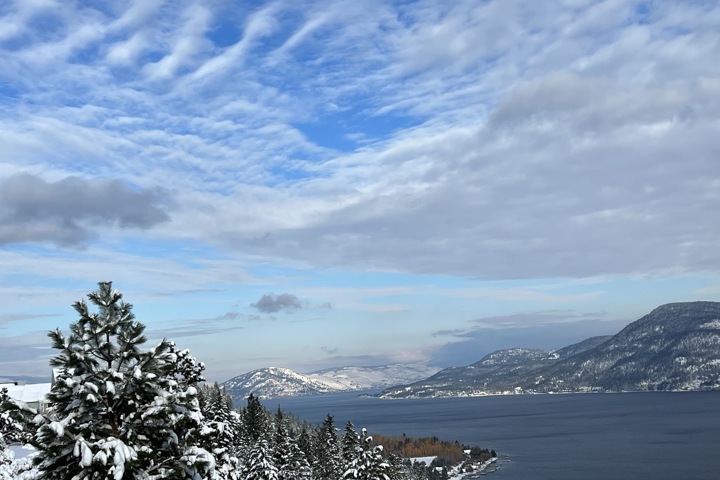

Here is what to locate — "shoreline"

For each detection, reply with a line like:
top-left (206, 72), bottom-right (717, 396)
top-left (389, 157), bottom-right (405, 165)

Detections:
top-left (449, 456), bottom-right (499, 478)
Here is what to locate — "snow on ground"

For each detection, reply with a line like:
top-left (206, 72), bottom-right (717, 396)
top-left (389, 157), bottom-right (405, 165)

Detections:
top-left (449, 456), bottom-right (498, 478)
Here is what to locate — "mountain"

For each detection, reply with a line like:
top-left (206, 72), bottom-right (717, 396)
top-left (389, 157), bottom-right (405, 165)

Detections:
top-left (379, 302), bottom-right (720, 398)
top-left (310, 364), bottom-right (441, 391)
top-left (222, 367), bottom-right (337, 401)
top-left (379, 337), bottom-right (609, 398)
top-left (222, 364), bottom-right (440, 401)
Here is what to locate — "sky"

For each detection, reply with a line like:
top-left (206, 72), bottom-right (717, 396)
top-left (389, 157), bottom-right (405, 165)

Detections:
top-left (0, 0), bottom-right (719, 383)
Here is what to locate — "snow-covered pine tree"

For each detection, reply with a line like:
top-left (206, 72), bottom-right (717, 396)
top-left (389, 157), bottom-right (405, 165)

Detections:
top-left (241, 439), bottom-right (277, 480)
top-left (272, 409), bottom-right (311, 480)
top-left (295, 426), bottom-right (314, 465)
top-left (0, 390), bottom-right (15, 472)
top-left (313, 414), bottom-right (342, 480)
top-left (342, 421), bottom-right (360, 468)
top-left (33, 282), bottom-right (216, 480)
top-left (241, 394), bottom-right (269, 445)
top-left (199, 383), bottom-right (241, 480)
top-left (342, 428), bottom-right (391, 480)
top-left (0, 387), bottom-right (34, 448)
top-left (0, 389), bottom-right (37, 480)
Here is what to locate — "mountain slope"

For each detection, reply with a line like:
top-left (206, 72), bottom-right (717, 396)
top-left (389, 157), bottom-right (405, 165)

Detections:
top-left (309, 364), bottom-right (440, 391)
top-left (379, 340), bottom-right (605, 398)
top-left (222, 364), bottom-right (440, 401)
top-left (530, 302), bottom-right (720, 392)
top-left (222, 367), bottom-right (337, 401)
top-left (379, 302), bottom-right (720, 398)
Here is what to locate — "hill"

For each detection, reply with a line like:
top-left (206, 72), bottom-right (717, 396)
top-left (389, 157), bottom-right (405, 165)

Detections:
top-left (222, 364), bottom-right (440, 401)
top-left (379, 302), bottom-right (720, 398)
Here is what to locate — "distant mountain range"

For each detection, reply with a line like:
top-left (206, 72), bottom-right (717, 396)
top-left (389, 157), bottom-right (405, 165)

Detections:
top-left (379, 301), bottom-right (720, 398)
top-left (222, 302), bottom-right (720, 401)
top-left (221, 364), bottom-right (440, 402)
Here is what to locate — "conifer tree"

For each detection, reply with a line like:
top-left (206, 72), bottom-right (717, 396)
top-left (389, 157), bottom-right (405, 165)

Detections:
top-left (242, 394), bottom-right (269, 445)
top-left (241, 439), bottom-right (278, 480)
top-left (384, 454), bottom-right (407, 480)
top-left (272, 410), bottom-right (311, 480)
top-left (313, 414), bottom-right (342, 480)
top-left (200, 384), bottom-right (241, 480)
top-left (33, 282), bottom-right (216, 480)
top-left (342, 420), bottom-right (360, 468)
top-left (296, 426), bottom-right (315, 465)
top-left (0, 388), bottom-right (34, 447)
top-left (343, 428), bottom-right (391, 480)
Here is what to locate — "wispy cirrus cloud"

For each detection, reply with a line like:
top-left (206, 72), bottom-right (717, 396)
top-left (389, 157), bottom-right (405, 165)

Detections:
top-left (1, 0), bottom-right (719, 378)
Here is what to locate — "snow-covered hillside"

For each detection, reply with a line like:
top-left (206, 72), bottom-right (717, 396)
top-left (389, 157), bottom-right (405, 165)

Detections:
top-left (222, 364), bottom-right (440, 401)
top-left (379, 302), bottom-right (720, 398)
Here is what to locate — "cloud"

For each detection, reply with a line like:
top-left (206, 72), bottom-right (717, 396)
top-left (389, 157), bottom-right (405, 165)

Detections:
top-left (693, 285), bottom-right (720, 297)
top-left (147, 322), bottom-right (244, 341)
top-left (0, 174), bottom-right (170, 247)
top-left (467, 310), bottom-right (610, 329)
top-left (251, 293), bottom-right (304, 314)
top-left (0, 0), bottom-right (718, 282)
top-left (142, 3), bottom-right (212, 81)
top-left (0, 333), bottom-right (55, 376)
top-left (430, 311), bottom-right (629, 367)
top-left (216, 311), bottom-right (241, 321)
top-left (0, 313), bottom-right (61, 327)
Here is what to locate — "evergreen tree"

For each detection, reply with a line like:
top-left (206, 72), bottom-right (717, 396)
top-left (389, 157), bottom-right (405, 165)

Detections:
top-left (343, 428), bottom-right (391, 480)
top-left (242, 394), bottom-right (269, 445)
top-left (1, 388), bottom-right (36, 479)
top-left (200, 384), bottom-right (241, 479)
top-left (384, 454), bottom-right (407, 480)
top-left (313, 414), bottom-right (342, 480)
top-left (241, 439), bottom-right (278, 480)
top-left (295, 426), bottom-right (315, 466)
top-left (272, 410), bottom-right (311, 480)
top-left (342, 420), bottom-right (360, 468)
top-left (33, 282), bottom-right (215, 480)
top-left (0, 388), bottom-right (34, 447)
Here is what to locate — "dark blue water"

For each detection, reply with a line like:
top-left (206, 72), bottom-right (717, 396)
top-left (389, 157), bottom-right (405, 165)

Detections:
top-left (264, 391), bottom-right (720, 480)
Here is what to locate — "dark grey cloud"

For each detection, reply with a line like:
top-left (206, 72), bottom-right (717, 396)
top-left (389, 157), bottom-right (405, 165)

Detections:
top-left (0, 174), bottom-right (170, 247)
top-left (251, 293), bottom-right (303, 313)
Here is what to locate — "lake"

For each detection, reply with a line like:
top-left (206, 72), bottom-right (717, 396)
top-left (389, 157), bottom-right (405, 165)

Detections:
top-left (263, 391), bottom-right (720, 480)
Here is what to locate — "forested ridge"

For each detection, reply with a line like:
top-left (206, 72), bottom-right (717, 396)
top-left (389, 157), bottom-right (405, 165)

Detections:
top-left (1, 283), bottom-right (494, 480)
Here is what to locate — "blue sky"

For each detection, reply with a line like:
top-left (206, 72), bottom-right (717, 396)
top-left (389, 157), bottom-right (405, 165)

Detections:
top-left (1, 0), bottom-right (719, 382)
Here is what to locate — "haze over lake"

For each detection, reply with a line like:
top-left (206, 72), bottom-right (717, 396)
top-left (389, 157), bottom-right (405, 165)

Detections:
top-left (265, 391), bottom-right (720, 480)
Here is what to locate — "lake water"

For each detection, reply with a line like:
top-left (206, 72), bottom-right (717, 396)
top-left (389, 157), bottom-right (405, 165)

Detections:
top-left (263, 391), bottom-right (720, 480)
